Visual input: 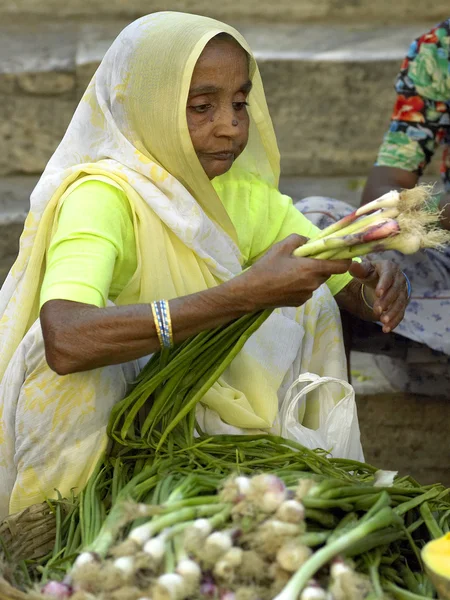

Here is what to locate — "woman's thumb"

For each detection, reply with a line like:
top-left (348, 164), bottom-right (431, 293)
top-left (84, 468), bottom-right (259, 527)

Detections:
top-left (349, 260), bottom-right (377, 282)
top-left (282, 234), bottom-right (309, 254)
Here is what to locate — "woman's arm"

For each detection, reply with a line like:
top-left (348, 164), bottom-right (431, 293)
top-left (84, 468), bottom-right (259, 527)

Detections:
top-left (41, 235), bottom-right (352, 375)
top-left (361, 165), bottom-right (418, 205)
top-left (41, 283), bottom-right (249, 376)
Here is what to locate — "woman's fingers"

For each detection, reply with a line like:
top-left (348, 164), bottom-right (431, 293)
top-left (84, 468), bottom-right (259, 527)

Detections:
top-left (311, 257), bottom-right (352, 275)
top-left (375, 272), bottom-right (405, 314)
top-left (374, 261), bottom-right (396, 298)
top-left (282, 234), bottom-right (309, 253)
top-left (352, 260), bottom-right (408, 330)
top-left (246, 235), bottom-right (354, 310)
top-left (349, 260), bottom-right (377, 282)
top-left (379, 286), bottom-right (408, 332)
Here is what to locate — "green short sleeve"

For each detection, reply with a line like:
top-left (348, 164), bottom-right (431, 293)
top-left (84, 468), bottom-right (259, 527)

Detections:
top-left (40, 179), bottom-right (136, 308)
top-left (215, 171), bottom-right (354, 296)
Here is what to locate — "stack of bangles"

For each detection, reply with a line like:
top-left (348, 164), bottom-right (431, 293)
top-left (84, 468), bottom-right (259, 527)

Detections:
top-left (151, 299), bottom-right (174, 349)
top-left (361, 271), bottom-right (412, 311)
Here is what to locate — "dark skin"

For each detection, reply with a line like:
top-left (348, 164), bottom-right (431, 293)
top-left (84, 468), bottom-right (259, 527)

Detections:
top-left (41, 38), bottom-right (408, 375)
top-left (186, 38), bottom-right (251, 179)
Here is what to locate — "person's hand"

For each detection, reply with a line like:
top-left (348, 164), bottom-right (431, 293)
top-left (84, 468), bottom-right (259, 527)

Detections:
top-left (349, 260), bottom-right (409, 333)
top-left (239, 234), bottom-right (352, 310)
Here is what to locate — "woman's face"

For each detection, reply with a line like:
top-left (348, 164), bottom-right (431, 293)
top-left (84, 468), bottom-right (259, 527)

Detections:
top-left (187, 37), bottom-right (251, 179)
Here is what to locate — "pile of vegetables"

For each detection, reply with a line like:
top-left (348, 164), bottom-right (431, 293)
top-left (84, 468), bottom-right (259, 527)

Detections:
top-left (3, 433), bottom-right (450, 599)
top-left (1, 186), bottom-right (450, 600)
top-left (10, 455), bottom-right (450, 600)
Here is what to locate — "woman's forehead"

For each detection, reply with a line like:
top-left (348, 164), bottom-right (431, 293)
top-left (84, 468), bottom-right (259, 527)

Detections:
top-left (198, 36), bottom-right (248, 65)
top-left (190, 39), bottom-right (250, 89)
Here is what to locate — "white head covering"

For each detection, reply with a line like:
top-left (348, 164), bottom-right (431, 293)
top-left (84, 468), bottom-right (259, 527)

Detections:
top-left (0, 12), bottom-right (281, 379)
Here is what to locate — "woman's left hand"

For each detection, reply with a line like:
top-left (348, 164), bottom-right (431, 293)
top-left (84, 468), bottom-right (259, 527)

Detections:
top-left (349, 260), bottom-right (409, 333)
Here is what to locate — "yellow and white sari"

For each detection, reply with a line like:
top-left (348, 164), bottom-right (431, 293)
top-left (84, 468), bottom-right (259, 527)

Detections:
top-left (0, 12), bottom-right (361, 519)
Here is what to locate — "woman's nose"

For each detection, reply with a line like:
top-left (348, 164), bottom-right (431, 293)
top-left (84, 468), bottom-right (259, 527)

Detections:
top-left (214, 106), bottom-right (240, 136)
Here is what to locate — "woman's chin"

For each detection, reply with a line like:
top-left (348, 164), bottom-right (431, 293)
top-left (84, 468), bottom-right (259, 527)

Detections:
top-left (203, 158), bottom-right (235, 180)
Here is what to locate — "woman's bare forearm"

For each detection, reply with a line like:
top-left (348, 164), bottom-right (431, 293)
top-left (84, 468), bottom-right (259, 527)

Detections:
top-left (40, 277), bottom-right (252, 375)
top-left (40, 235), bottom-right (353, 376)
top-left (439, 193), bottom-right (450, 230)
top-left (361, 166), bottom-right (419, 206)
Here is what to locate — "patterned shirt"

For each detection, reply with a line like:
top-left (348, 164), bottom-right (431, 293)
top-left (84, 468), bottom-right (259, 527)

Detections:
top-left (377, 20), bottom-right (450, 191)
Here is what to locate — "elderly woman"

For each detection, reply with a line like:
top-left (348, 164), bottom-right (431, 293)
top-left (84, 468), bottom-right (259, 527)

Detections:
top-left (0, 13), bottom-right (409, 519)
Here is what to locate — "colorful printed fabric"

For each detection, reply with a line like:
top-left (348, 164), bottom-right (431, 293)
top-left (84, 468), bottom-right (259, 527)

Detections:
top-left (377, 19), bottom-right (450, 188)
top-left (295, 196), bottom-right (450, 396)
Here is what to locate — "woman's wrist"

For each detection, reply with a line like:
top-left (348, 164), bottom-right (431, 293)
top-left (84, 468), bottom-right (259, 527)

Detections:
top-left (360, 284), bottom-right (376, 312)
top-left (208, 274), bottom-right (257, 316)
top-left (438, 193), bottom-right (450, 230)
top-left (361, 271), bottom-right (411, 314)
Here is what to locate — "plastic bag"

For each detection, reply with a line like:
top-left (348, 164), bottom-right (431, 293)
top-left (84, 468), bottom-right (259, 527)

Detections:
top-left (278, 372), bottom-right (364, 462)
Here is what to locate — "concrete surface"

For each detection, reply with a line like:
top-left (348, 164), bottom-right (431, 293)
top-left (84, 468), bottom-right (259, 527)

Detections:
top-left (0, 21), bottom-right (440, 177)
top-left (0, 177), bottom-right (37, 284)
top-left (1, 0), bottom-right (448, 23)
top-left (356, 391), bottom-right (450, 486)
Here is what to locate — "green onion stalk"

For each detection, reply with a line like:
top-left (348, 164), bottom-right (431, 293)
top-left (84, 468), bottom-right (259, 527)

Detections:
top-left (293, 186), bottom-right (450, 260)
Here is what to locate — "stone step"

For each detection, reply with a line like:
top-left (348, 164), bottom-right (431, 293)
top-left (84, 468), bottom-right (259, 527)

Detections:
top-left (1, 0), bottom-right (448, 24)
top-left (356, 391), bottom-right (450, 486)
top-left (0, 177), bottom-right (38, 286)
top-left (0, 21), bottom-right (442, 179)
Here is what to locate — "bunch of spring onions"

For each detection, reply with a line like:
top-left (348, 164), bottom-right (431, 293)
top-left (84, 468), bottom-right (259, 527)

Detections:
top-left (32, 468), bottom-right (450, 600)
top-left (293, 187), bottom-right (449, 260)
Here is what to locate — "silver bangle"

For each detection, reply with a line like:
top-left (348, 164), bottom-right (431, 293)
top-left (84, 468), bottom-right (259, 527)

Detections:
top-left (360, 284), bottom-right (374, 311)
top-left (361, 272), bottom-right (412, 312)
top-left (402, 271), bottom-right (412, 303)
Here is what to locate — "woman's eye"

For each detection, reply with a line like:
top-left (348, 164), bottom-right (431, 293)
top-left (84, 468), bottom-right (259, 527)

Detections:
top-left (191, 104), bottom-right (212, 113)
top-left (233, 102), bottom-right (249, 111)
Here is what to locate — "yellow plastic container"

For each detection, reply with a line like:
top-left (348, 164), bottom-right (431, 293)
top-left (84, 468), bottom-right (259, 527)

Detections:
top-left (422, 533), bottom-right (450, 600)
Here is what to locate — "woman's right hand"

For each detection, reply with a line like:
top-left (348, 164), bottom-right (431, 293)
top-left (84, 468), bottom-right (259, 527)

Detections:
top-left (237, 234), bottom-right (352, 310)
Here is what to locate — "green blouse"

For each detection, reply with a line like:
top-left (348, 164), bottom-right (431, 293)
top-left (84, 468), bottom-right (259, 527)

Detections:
top-left (41, 174), bottom-right (353, 308)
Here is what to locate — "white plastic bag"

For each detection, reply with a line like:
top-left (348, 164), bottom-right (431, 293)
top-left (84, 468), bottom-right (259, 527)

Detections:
top-left (278, 372), bottom-right (364, 462)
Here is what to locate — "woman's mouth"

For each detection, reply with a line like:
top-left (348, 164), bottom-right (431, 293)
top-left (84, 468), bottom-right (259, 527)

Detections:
top-left (207, 152), bottom-right (234, 161)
